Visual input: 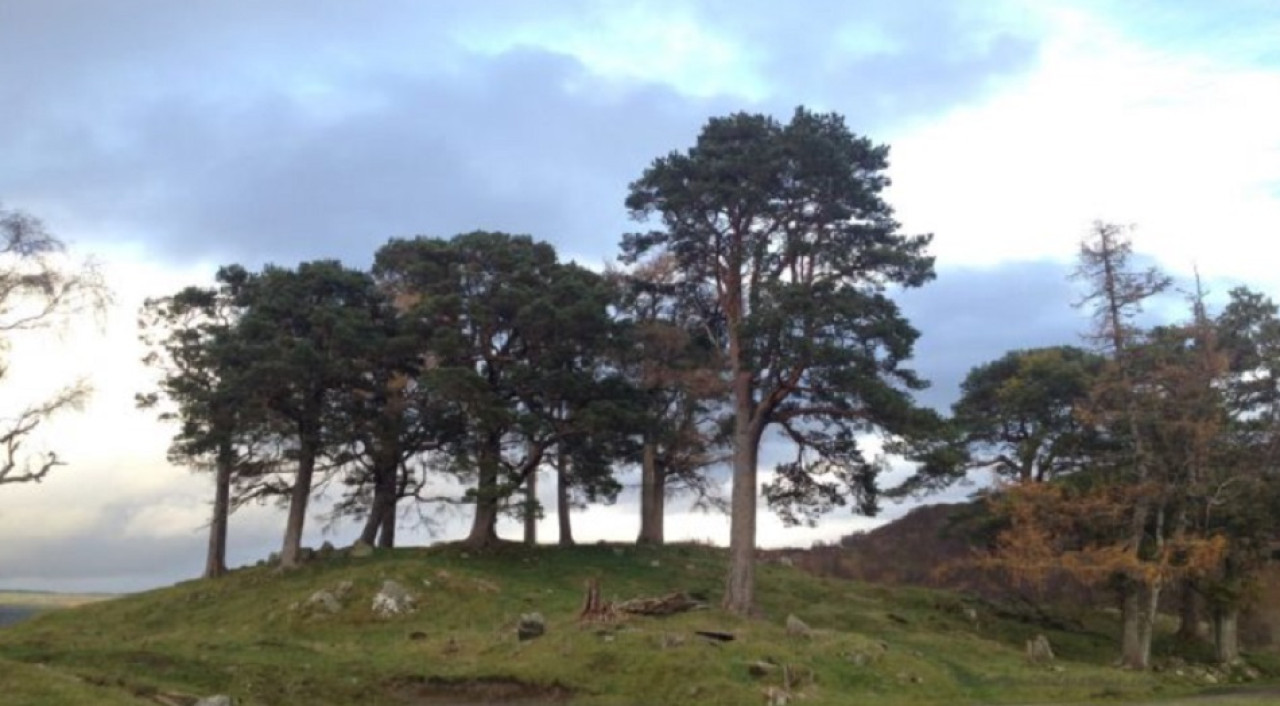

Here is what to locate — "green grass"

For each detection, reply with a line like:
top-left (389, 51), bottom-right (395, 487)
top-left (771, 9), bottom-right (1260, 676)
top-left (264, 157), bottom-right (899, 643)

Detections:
top-left (0, 542), bottom-right (1273, 705)
top-left (0, 657), bottom-right (150, 705)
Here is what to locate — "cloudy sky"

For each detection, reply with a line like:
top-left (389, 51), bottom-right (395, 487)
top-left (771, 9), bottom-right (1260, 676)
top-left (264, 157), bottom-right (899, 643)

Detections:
top-left (2, 1), bottom-right (1279, 592)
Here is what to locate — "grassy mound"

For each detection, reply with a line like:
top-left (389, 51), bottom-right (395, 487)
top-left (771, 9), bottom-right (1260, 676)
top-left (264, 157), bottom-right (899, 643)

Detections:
top-left (0, 542), bottom-right (1267, 705)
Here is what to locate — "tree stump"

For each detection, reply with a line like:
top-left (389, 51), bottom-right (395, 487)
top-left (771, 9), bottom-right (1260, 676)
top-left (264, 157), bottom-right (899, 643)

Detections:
top-left (1026, 634), bottom-right (1055, 663)
top-left (579, 578), bottom-right (615, 622)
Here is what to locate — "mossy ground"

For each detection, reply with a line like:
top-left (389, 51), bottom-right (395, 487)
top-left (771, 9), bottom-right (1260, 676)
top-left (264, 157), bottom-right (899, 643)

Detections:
top-left (0, 542), bottom-right (1273, 705)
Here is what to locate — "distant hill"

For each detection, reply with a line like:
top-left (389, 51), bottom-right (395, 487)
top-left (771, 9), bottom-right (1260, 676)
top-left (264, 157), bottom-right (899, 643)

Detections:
top-left (0, 591), bottom-right (116, 609)
top-left (766, 502), bottom-right (987, 588)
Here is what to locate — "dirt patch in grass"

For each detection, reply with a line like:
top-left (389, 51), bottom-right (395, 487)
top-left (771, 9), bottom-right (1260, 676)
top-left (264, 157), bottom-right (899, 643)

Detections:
top-left (387, 675), bottom-right (575, 704)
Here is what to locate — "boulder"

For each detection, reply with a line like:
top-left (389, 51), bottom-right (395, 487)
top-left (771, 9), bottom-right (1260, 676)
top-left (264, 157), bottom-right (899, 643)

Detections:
top-left (785, 614), bottom-right (811, 638)
top-left (350, 540), bottom-right (374, 559)
top-left (372, 580), bottom-right (416, 618)
top-left (517, 612), bottom-right (546, 641)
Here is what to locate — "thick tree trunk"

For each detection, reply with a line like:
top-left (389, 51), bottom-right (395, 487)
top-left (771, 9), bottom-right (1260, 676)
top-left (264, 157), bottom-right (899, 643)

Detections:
top-left (1120, 580), bottom-right (1159, 670)
top-left (464, 442), bottom-right (502, 549)
top-left (557, 451), bottom-right (574, 547)
top-left (1176, 580), bottom-right (1206, 643)
top-left (204, 440), bottom-right (233, 579)
top-left (1120, 582), bottom-right (1146, 669)
top-left (637, 439), bottom-right (665, 546)
top-left (523, 469), bottom-right (538, 546)
top-left (360, 453), bottom-right (398, 547)
top-left (723, 380), bottom-right (759, 616)
top-left (1213, 606), bottom-right (1240, 664)
top-left (279, 437), bottom-right (317, 570)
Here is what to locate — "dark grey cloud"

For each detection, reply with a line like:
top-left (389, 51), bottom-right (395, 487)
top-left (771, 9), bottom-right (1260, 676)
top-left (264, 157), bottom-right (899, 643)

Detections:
top-left (901, 260), bottom-right (1090, 412)
top-left (0, 1), bottom-right (1041, 269)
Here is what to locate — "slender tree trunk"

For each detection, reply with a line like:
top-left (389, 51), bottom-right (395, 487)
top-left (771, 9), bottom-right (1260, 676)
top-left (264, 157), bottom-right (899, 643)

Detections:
top-left (204, 439), bottom-right (233, 579)
top-left (1141, 582), bottom-right (1162, 667)
top-left (359, 509), bottom-right (379, 546)
top-left (1213, 605), bottom-right (1240, 664)
top-left (280, 435), bottom-right (317, 570)
top-left (637, 438), bottom-right (665, 545)
top-left (557, 449), bottom-right (574, 547)
top-left (465, 440), bottom-right (502, 549)
top-left (523, 469), bottom-right (538, 546)
top-left (724, 376), bottom-right (759, 616)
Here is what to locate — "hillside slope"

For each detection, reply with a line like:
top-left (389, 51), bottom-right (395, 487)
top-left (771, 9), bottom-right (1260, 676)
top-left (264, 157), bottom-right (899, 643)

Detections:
top-left (0, 542), bottom-right (1264, 705)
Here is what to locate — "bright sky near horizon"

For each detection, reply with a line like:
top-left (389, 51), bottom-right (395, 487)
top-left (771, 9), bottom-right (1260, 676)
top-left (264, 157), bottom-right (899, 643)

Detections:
top-left (1, 1), bottom-right (1279, 592)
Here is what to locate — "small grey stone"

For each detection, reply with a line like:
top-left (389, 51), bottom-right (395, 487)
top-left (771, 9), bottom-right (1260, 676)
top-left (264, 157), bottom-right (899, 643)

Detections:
top-left (660, 633), bottom-right (685, 649)
top-left (350, 540), bottom-right (374, 559)
top-left (785, 614), bottom-right (811, 638)
top-left (194, 697), bottom-right (235, 706)
top-left (517, 612), bottom-right (546, 641)
top-left (305, 589), bottom-right (342, 614)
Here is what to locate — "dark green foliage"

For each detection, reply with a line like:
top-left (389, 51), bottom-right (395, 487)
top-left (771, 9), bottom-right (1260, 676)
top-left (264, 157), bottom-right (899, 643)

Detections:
top-left (374, 233), bottom-right (637, 545)
top-left (622, 106), bottom-right (936, 524)
top-left (231, 261), bottom-right (390, 566)
top-left (623, 106), bottom-right (937, 614)
top-left (138, 268), bottom-right (276, 576)
top-left (892, 346), bottom-right (1107, 497)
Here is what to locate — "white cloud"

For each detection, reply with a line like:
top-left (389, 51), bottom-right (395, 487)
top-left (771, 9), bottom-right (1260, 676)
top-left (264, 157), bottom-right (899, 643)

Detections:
top-left (890, 5), bottom-right (1280, 291)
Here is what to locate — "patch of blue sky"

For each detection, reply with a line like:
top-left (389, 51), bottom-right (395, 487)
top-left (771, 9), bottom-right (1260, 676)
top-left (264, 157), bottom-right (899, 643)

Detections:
top-left (1086, 0), bottom-right (1280, 68)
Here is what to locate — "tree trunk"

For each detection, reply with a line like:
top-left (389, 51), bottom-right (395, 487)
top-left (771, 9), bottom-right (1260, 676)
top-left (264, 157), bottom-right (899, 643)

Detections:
top-left (1141, 582), bottom-right (1162, 668)
top-left (358, 506), bottom-right (380, 547)
top-left (279, 436), bottom-right (317, 570)
top-left (204, 440), bottom-right (233, 579)
top-left (557, 450), bottom-right (574, 547)
top-left (464, 441), bottom-right (502, 549)
top-left (360, 453), bottom-right (398, 547)
top-left (377, 497), bottom-right (396, 548)
top-left (723, 381), bottom-right (759, 616)
top-left (1176, 580), bottom-right (1206, 643)
top-left (637, 438), bottom-right (665, 545)
top-left (1213, 606), bottom-right (1240, 664)
top-left (523, 468), bottom-right (538, 546)
top-left (1120, 582), bottom-right (1147, 669)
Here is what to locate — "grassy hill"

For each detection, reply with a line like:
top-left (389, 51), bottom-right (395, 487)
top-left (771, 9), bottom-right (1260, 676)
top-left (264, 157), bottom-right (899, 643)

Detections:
top-left (0, 542), bottom-right (1274, 705)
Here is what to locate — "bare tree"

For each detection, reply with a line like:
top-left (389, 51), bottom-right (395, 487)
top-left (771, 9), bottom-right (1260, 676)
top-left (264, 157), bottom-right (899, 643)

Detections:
top-left (0, 204), bottom-right (109, 486)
